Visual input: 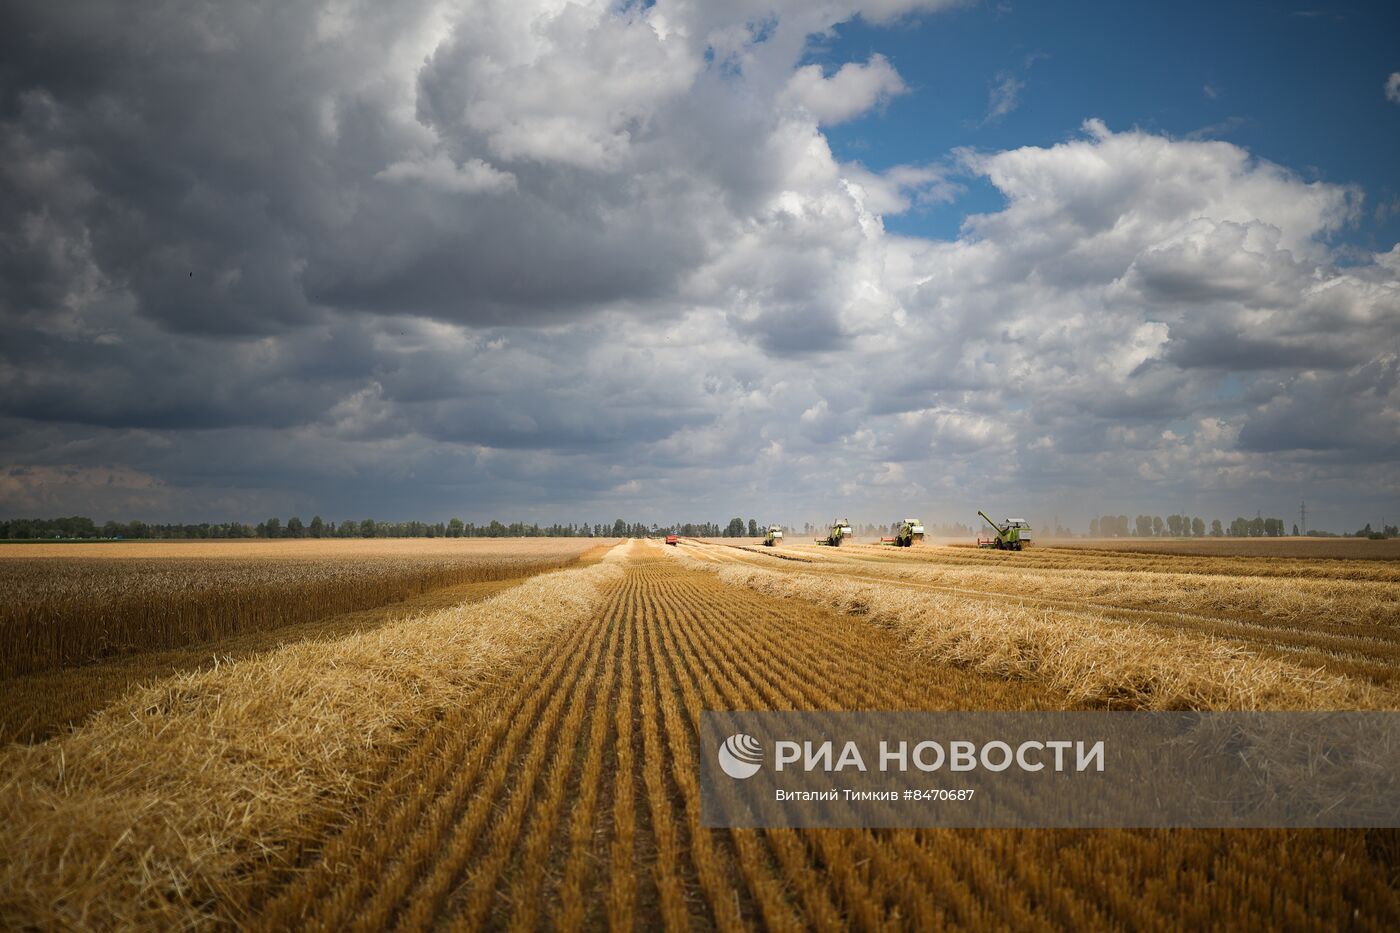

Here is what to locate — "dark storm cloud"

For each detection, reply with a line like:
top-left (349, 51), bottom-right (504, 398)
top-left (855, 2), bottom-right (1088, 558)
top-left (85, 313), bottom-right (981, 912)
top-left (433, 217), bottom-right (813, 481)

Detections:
top-left (1163, 329), bottom-right (1361, 371)
top-left (0, 312), bottom-right (377, 429)
top-left (0, 0), bottom-right (720, 337)
top-left (0, 1), bottom-right (366, 335)
top-left (1238, 356), bottom-right (1400, 459)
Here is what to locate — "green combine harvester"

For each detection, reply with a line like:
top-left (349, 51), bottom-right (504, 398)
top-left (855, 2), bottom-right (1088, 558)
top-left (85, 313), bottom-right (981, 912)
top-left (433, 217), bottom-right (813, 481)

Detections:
top-left (881, 518), bottom-right (925, 547)
top-left (815, 518), bottom-right (853, 547)
top-left (977, 511), bottom-right (1032, 551)
top-left (763, 525), bottom-right (784, 547)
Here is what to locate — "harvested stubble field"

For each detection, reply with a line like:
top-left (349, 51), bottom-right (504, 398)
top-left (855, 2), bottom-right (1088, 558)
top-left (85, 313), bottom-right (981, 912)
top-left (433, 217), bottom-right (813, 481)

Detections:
top-left (1, 537), bottom-right (1397, 929)
top-left (1036, 535), bottom-right (1400, 561)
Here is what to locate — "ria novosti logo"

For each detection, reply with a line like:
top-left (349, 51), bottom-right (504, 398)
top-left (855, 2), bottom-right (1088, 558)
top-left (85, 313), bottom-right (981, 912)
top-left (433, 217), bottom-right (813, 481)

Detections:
top-left (718, 733), bottom-right (763, 779)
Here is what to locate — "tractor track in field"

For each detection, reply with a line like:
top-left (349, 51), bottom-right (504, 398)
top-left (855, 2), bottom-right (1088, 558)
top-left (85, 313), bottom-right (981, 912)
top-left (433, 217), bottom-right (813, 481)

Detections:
top-left (687, 542), bottom-right (1400, 688)
top-left (253, 544), bottom-right (1397, 930)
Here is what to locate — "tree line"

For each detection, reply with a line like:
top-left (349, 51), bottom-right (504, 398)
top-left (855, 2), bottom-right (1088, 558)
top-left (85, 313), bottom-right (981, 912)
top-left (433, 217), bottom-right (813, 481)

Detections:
top-left (1090, 514), bottom-right (1293, 537)
top-left (0, 516), bottom-right (784, 541)
top-left (0, 516), bottom-right (656, 540)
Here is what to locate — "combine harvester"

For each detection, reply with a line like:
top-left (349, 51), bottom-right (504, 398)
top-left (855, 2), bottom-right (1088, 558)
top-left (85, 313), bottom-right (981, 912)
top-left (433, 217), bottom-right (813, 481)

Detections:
top-left (977, 511), bottom-right (1032, 551)
top-left (665, 534), bottom-right (679, 546)
top-left (815, 518), bottom-right (853, 547)
top-left (880, 518), bottom-right (925, 547)
top-left (763, 525), bottom-right (784, 547)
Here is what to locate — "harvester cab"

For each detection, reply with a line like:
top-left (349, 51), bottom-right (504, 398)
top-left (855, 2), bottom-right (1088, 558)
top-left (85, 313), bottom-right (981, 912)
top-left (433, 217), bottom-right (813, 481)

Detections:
top-left (816, 519), bottom-right (853, 546)
top-left (882, 518), bottom-right (925, 547)
top-left (763, 525), bottom-right (784, 546)
top-left (977, 511), bottom-right (1032, 551)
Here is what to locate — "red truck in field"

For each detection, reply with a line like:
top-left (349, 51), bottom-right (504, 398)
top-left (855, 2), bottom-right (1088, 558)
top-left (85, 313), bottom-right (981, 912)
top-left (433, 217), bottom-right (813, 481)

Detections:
top-left (665, 535), bottom-right (679, 546)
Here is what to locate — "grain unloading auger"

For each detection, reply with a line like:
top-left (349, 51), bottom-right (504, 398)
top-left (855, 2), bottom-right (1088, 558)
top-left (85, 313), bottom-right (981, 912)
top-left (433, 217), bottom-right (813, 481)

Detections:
top-left (815, 519), bottom-right (853, 546)
top-left (977, 511), bottom-right (1032, 551)
top-left (763, 525), bottom-right (784, 546)
top-left (880, 518), bottom-right (925, 547)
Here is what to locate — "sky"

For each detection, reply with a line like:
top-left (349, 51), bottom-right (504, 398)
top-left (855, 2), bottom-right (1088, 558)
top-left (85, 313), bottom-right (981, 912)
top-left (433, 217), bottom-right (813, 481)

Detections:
top-left (1, 0), bottom-right (1397, 532)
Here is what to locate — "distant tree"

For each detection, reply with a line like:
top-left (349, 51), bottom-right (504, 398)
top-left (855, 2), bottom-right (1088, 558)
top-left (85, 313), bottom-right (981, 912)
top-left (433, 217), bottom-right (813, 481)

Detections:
top-left (1292, 523), bottom-right (1300, 536)
top-left (1166, 514), bottom-right (1183, 537)
top-left (1211, 519), bottom-right (1223, 537)
top-left (309, 516), bottom-right (325, 538)
top-left (286, 516), bottom-right (305, 538)
top-left (1191, 516), bottom-right (1205, 537)
top-left (1151, 516), bottom-right (1164, 537)
top-left (2, 515), bottom-right (100, 539)
top-left (1135, 515), bottom-right (1153, 537)
top-left (1089, 517), bottom-right (1100, 536)
top-left (447, 518), bottom-right (464, 538)
top-left (359, 518), bottom-right (376, 538)
top-left (748, 518), bottom-right (759, 536)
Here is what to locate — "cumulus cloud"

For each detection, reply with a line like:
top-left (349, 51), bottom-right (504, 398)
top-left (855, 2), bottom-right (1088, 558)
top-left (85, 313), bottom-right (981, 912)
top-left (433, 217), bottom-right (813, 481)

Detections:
top-left (783, 54), bottom-right (907, 124)
top-left (840, 162), bottom-right (961, 215)
top-left (856, 0), bottom-right (965, 23)
top-left (0, 1), bottom-right (1396, 526)
top-left (960, 119), bottom-right (1358, 258)
top-left (1387, 72), bottom-right (1400, 104)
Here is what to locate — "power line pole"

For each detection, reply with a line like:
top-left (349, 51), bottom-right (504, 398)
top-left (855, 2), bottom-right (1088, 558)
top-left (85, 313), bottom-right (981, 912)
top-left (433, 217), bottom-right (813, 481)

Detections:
top-left (1300, 500), bottom-right (1307, 536)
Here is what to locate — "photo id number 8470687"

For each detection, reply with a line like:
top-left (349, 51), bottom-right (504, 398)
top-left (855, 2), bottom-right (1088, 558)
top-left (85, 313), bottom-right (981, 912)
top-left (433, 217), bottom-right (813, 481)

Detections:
top-left (904, 788), bottom-right (976, 801)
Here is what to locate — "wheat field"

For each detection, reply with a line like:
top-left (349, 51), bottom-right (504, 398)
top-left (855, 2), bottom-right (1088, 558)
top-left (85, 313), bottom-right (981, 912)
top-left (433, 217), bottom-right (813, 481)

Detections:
top-left (1, 537), bottom-right (1396, 929)
top-left (0, 538), bottom-right (598, 679)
